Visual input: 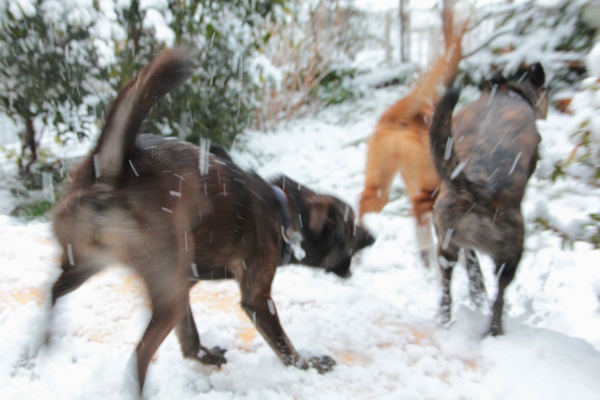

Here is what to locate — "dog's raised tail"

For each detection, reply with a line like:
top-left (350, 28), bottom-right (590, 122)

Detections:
top-left (377, 12), bottom-right (466, 128)
top-left (429, 83), bottom-right (471, 191)
top-left (93, 48), bottom-right (194, 183)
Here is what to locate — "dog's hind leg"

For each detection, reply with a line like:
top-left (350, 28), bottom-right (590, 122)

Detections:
top-left (464, 249), bottom-right (487, 308)
top-left (415, 216), bottom-right (434, 269)
top-left (359, 136), bottom-right (399, 220)
top-left (134, 276), bottom-right (187, 392)
top-left (175, 290), bottom-right (227, 366)
top-left (437, 243), bottom-right (460, 326)
top-left (46, 250), bottom-right (104, 344)
top-left (133, 236), bottom-right (192, 393)
top-left (50, 252), bottom-right (102, 306)
top-left (487, 218), bottom-right (524, 336)
top-left (411, 192), bottom-right (437, 268)
top-left (489, 250), bottom-right (521, 336)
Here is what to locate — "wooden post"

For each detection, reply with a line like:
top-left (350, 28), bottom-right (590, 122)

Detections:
top-left (385, 12), bottom-right (392, 66)
top-left (399, 0), bottom-right (410, 63)
top-left (442, 0), bottom-right (455, 49)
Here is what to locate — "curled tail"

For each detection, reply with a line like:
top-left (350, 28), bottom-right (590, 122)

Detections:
top-left (93, 48), bottom-right (194, 183)
top-left (429, 83), bottom-right (472, 192)
top-left (377, 10), bottom-right (467, 128)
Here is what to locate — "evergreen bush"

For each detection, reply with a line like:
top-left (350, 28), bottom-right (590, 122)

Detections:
top-left (0, 0), bottom-right (288, 177)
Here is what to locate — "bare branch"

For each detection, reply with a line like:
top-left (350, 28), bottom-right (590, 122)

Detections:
top-left (463, 27), bottom-right (514, 59)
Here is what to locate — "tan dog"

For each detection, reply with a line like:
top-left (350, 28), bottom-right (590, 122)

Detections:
top-left (359, 19), bottom-right (466, 268)
top-left (47, 49), bottom-right (374, 395)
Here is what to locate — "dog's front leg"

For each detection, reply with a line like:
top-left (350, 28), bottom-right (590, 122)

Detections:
top-left (175, 290), bottom-right (227, 366)
top-left (236, 259), bottom-right (335, 373)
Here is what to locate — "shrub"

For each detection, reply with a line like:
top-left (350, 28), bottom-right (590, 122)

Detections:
top-left (462, 0), bottom-right (596, 91)
top-left (254, 0), bottom-right (369, 129)
top-left (0, 0), bottom-right (100, 176)
top-left (98, 0), bottom-right (288, 148)
top-left (0, 0), bottom-right (288, 179)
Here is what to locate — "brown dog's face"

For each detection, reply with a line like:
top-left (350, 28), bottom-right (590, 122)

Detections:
top-left (300, 195), bottom-right (375, 278)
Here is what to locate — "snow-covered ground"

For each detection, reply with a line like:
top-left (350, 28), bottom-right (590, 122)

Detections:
top-left (0, 84), bottom-right (599, 399)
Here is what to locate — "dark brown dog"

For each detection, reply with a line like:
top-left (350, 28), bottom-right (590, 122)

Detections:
top-left (429, 63), bottom-right (548, 335)
top-left (48, 49), bottom-right (374, 394)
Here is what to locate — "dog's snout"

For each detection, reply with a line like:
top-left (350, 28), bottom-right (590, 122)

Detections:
top-left (364, 232), bottom-right (375, 247)
top-left (329, 258), bottom-right (352, 278)
top-left (355, 226), bottom-right (375, 250)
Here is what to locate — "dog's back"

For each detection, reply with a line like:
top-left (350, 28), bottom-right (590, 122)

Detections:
top-left (430, 65), bottom-right (547, 206)
top-left (53, 50), bottom-right (197, 272)
top-left (451, 88), bottom-right (541, 204)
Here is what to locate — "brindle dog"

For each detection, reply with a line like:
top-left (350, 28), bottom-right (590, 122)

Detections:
top-left (48, 49), bottom-right (374, 394)
top-left (429, 63), bottom-right (548, 336)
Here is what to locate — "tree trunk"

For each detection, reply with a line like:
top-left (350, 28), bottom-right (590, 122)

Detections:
top-left (385, 12), bottom-right (392, 66)
top-left (18, 116), bottom-right (37, 177)
top-left (442, 0), bottom-right (456, 49)
top-left (399, 0), bottom-right (410, 63)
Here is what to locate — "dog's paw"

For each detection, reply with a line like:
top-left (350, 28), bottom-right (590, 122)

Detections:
top-left (198, 346), bottom-right (227, 366)
top-left (313, 355), bottom-right (336, 373)
top-left (486, 324), bottom-right (503, 337)
top-left (469, 292), bottom-right (488, 310)
top-left (437, 305), bottom-right (452, 328)
top-left (419, 251), bottom-right (431, 269)
top-left (297, 355), bottom-right (336, 374)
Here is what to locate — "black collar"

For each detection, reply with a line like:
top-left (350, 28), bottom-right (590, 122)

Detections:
top-left (271, 185), bottom-right (293, 265)
top-left (504, 83), bottom-right (537, 110)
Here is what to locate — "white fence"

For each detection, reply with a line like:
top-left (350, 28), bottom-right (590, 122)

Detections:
top-left (377, 7), bottom-right (501, 69)
top-left (0, 115), bottom-right (18, 146)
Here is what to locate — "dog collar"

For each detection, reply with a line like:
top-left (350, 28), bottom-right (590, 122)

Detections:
top-left (505, 85), bottom-right (536, 110)
top-left (271, 185), bottom-right (305, 265)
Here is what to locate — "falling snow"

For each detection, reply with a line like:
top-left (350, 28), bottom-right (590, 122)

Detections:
top-left (508, 152), bottom-right (522, 175)
top-left (442, 227), bottom-right (455, 250)
top-left (128, 159), bottom-right (139, 177)
top-left (444, 137), bottom-right (453, 160)
top-left (0, 5), bottom-right (599, 397)
top-left (0, 83), bottom-right (599, 399)
top-left (199, 138), bottom-right (211, 176)
top-left (267, 299), bottom-right (276, 316)
top-left (450, 160), bottom-right (467, 180)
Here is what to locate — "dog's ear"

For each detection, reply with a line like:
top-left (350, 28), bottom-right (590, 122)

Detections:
top-left (480, 70), bottom-right (506, 90)
top-left (209, 144), bottom-right (233, 162)
top-left (308, 195), bottom-right (334, 234)
top-left (528, 62), bottom-right (545, 88)
top-left (489, 71), bottom-right (507, 86)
